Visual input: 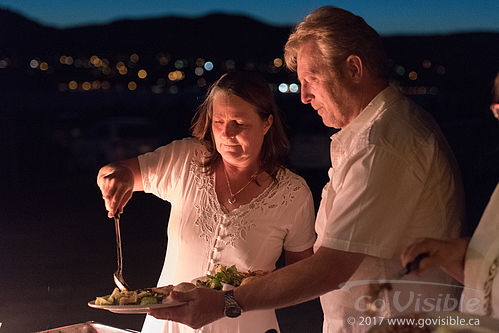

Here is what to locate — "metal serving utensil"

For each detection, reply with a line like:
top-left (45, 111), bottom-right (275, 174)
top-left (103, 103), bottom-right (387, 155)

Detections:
top-left (113, 213), bottom-right (130, 291)
top-left (367, 253), bottom-right (429, 313)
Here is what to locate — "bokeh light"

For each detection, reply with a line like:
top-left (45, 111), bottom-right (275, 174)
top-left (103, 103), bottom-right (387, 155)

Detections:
top-left (196, 58), bottom-right (205, 67)
top-left (273, 58), bottom-right (283, 67)
top-left (174, 60), bottom-right (184, 69)
top-left (278, 83), bottom-right (289, 93)
top-left (138, 69), bottom-right (147, 79)
top-left (29, 59), bottom-right (39, 69)
top-left (82, 81), bottom-right (91, 91)
top-left (68, 81), bottom-right (78, 90)
top-left (422, 59), bottom-right (432, 69)
top-left (194, 67), bottom-right (204, 76)
top-left (204, 61), bottom-right (214, 71)
top-left (128, 81), bottom-right (137, 91)
top-left (39, 62), bottom-right (49, 71)
top-left (130, 53), bottom-right (139, 63)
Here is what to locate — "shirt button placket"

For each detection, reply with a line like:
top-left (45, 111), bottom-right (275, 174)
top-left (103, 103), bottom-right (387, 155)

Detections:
top-left (208, 214), bottom-right (227, 273)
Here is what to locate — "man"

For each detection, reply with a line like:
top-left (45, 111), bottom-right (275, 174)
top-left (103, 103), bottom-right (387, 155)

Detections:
top-left (150, 6), bottom-right (464, 332)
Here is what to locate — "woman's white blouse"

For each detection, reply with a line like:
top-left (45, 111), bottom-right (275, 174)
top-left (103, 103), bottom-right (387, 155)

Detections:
top-left (138, 138), bottom-right (316, 333)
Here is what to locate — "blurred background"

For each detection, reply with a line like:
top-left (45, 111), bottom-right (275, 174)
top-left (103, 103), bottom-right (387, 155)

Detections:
top-left (0, 1), bottom-right (498, 332)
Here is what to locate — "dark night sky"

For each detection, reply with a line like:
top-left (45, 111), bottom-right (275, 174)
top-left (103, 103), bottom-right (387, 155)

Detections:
top-left (1, 0), bottom-right (498, 34)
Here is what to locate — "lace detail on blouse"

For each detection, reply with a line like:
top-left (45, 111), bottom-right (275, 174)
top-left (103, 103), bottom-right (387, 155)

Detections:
top-left (189, 148), bottom-right (305, 247)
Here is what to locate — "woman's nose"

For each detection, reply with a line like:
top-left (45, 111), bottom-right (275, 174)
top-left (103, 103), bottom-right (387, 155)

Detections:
top-left (223, 122), bottom-right (237, 138)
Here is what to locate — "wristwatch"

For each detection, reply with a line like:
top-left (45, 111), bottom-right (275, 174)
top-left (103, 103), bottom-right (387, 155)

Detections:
top-left (223, 289), bottom-right (243, 318)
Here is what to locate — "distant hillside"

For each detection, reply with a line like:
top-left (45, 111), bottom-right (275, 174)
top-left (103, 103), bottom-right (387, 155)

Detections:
top-left (0, 8), bottom-right (292, 60)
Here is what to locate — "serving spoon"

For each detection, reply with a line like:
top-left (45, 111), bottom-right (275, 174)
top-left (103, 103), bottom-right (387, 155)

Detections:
top-left (113, 213), bottom-right (130, 291)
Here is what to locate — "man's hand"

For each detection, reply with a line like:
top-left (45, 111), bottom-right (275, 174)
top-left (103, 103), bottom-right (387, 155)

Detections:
top-left (401, 237), bottom-right (469, 283)
top-left (149, 287), bottom-right (225, 329)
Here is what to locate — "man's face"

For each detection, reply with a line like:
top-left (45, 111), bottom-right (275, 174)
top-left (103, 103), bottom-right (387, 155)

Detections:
top-left (297, 40), bottom-right (357, 129)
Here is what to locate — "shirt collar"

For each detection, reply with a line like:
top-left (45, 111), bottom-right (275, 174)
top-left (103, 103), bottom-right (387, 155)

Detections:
top-left (330, 85), bottom-right (400, 143)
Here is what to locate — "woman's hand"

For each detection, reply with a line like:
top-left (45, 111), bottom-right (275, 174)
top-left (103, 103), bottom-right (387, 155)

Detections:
top-left (97, 162), bottom-right (136, 218)
top-left (400, 237), bottom-right (470, 283)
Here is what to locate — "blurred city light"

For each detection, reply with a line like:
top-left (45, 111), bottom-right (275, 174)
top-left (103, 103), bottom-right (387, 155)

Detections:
top-left (436, 65), bottom-right (446, 75)
top-left (204, 61), bottom-right (214, 71)
top-left (289, 83), bottom-right (299, 93)
top-left (138, 69), bottom-right (147, 79)
top-left (174, 59), bottom-right (185, 69)
top-left (158, 55), bottom-right (170, 66)
top-left (82, 81), bottom-right (91, 91)
top-left (39, 62), bottom-right (49, 71)
top-left (195, 58), bottom-right (205, 67)
top-left (197, 78), bottom-right (207, 87)
top-left (395, 65), bottom-right (405, 76)
top-left (194, 67), bottom-right (204, 76)
top-left (128, 81), bottom-right (137, 91)
top-left (68, 80), bottom-right (78, 90)
top-left (130, 53), bottom-right (139, 63)
top-left (0, 60), bottom-right (8, 68)
top-left (30, 59), bottom-right (39, 69)
top-left (278, 83), bottom-right (289, 93)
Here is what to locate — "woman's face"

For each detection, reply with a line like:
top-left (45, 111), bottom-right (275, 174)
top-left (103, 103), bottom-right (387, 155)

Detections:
top-left (211, 93), bottom-right (273, 169)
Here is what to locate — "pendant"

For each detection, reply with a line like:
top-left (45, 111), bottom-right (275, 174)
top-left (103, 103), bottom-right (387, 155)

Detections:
top-left (228, 196), bottom-right (236, 205)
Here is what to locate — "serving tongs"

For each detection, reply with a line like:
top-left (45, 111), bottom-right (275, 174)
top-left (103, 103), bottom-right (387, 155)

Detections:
top-left (113, 213), bottom-right (130, 291)
top-left (367, 253), bottom-right (429, 313)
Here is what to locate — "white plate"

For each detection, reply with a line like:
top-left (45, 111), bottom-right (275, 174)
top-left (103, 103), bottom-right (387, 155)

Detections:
top-left (88, 299), bottom-right (185, 314)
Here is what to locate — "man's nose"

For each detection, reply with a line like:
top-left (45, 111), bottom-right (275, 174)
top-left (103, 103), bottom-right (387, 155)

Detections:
top-left (300, 84), bottom-right (313, 104)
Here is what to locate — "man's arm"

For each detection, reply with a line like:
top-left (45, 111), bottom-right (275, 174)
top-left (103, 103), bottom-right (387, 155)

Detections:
top-left (236, 246), bottom-right (364, 310)
top-left (284, 248), bottom-right (314, 265)
top-left (150, 247), bottom-right (364, 328)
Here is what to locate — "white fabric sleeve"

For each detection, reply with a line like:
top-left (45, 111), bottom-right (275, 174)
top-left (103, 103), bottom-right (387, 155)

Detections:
top-left (137, 138), bottom-right (197, 202)
top-left (282, 179), bottom-right (317, 252)
top-left (319, 144), bottom-right (425, 259)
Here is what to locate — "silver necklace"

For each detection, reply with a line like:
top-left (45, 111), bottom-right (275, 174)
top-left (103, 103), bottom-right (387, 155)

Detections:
top-left (223, 165), bottom-right (258, 205)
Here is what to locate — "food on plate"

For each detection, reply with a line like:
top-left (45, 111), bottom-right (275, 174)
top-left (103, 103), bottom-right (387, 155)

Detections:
top-left (196, 264), bottom-right (268, 290)
top-left (173, 282), bottom-right (197, 292)
top-left (95, 288), bottom-right (166, 306)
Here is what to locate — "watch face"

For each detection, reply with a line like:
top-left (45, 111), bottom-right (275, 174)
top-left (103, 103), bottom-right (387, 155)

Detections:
top-left (225, 305), bottom-right (242, 318)
top-left (224, 290), bottom-right (242, 318)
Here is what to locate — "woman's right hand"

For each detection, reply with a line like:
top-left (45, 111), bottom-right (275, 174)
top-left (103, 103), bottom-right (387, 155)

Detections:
top-left (97, 163), bottom-right (135, 218)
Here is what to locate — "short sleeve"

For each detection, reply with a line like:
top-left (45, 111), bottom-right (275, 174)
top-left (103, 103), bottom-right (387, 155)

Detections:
top-left (318, 145), bottom-right (424, 258)
top-left (137, 138), bottom-right (200, 202)
top-left (282, 176), bottom-right (317, 252)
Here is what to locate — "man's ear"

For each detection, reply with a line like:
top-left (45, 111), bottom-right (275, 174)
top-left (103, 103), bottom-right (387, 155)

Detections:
top-left (345, 55), bottom-right (363, 83)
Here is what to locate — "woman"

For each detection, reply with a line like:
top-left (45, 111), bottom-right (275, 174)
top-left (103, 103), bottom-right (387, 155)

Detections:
top-left (401, 72), bottom-right (499, 319)
top-left (97, 71), bottom-right (316, 333)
